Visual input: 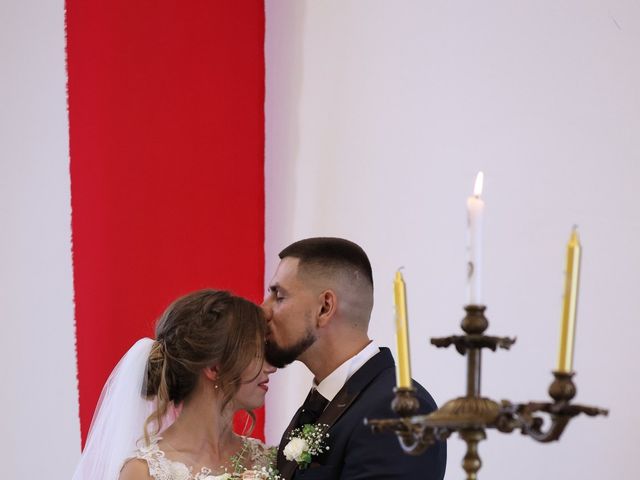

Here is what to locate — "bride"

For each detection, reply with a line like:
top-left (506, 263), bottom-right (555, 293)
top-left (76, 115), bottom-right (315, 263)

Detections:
top-left (73, 289), bottom-right (279, 480)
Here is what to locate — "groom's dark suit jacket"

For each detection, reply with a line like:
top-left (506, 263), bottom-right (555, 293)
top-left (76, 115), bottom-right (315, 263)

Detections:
top-left (277, 348), bottom-right (447, 480)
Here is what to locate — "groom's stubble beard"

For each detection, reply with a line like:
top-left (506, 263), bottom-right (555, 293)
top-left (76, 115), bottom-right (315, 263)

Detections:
top-left (265, 327), bottom-right (316, 368)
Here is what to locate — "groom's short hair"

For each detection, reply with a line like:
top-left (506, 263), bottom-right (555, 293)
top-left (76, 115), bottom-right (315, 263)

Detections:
top-left (279, 237), bottom-right (374, 289)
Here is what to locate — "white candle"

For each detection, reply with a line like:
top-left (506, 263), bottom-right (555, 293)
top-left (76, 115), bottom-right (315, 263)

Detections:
top-left (466, 172), bottom-right (484, 305)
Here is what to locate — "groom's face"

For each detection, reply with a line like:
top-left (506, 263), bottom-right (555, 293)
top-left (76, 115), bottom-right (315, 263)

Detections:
top-left (262, 257), bottom-right (318, 368)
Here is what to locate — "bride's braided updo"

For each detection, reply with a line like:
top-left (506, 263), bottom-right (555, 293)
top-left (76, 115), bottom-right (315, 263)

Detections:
top-left (142, 289), bottom-right (266, 443)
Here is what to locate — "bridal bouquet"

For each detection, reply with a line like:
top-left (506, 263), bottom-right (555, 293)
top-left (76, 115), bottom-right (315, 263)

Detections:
top-left (228, 443), bottom-right (281, 480)
top-left (237, 465), bottom-right (281, 480)
top-left (201, 467), bottom-right (280, 480)
top-left (283, 424), bottom-right (330, 469)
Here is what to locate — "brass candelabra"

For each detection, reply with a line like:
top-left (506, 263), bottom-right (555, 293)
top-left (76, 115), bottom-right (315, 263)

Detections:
top-left (365, 305), bottom-right (608, 480)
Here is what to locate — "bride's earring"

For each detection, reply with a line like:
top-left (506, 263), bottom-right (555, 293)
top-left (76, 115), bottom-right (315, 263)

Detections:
top-left (204, 365), bottom-right (220, 390)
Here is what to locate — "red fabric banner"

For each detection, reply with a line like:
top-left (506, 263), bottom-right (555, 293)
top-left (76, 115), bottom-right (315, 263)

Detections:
top-left (66, 1), bottom-right (265, 444)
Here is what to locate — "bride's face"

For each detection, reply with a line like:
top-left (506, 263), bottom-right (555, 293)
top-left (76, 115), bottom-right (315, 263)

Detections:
top-left (233, 358), bottom-right (277, 411)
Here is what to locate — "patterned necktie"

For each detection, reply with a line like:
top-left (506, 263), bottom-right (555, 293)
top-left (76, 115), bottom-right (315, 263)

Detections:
top-left (296, 388), bottom-right (329, 427)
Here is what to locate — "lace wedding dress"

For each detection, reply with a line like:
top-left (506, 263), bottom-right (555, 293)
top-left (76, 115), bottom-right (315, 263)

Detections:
top-left (132, 436), bottom-right (278, 480)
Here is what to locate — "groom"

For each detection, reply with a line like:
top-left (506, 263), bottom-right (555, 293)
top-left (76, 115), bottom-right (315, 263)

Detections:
top-left (262, 237), bottom-right (446, 479)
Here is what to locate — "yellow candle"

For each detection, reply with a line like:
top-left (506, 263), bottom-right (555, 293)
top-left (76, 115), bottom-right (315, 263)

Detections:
top-left (556, 227), bottom-right (582, 373)
top-left (394, 270), bottom-right (412, 388)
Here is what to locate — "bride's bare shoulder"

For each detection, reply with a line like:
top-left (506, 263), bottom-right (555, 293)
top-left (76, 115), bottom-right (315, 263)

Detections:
top-left (119, 458), bottom-right (153, 480)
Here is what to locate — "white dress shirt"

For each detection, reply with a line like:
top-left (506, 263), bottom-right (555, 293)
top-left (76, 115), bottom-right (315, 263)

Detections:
top-left (314, 341), bottom-right (381, 403)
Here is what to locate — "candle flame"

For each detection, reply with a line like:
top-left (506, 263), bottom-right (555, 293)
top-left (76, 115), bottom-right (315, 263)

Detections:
top-left (473, 171), bottom-right (484, 197)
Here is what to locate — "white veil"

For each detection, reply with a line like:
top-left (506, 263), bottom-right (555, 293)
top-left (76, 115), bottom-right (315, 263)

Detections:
top-left (72, 338), bottom-right (177, 480)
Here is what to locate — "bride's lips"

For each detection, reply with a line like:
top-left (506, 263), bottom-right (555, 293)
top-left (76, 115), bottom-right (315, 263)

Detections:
top-left (258, 379), bottom-right (269, 392)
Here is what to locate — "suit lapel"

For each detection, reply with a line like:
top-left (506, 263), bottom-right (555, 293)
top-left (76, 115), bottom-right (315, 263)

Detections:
top-left (278, 453), bottom-right (299, 480)
top-left (277, 403), bottom-right (305, 478)
top-left (278, 348), bottom-right (395, 480)
top-left (316, 348), bottom-right (394, 428)
top-left (315, 385), bottom-right (359, 427)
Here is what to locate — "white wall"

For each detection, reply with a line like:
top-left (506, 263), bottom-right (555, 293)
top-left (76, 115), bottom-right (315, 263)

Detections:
top-left (0, 0), bottom-right (80, 476)
top-left (265, 1), bottom-right (639, 478)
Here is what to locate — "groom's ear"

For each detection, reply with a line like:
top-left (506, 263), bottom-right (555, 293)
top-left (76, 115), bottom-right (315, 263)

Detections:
top-left (317, 289), bottom-right (337, 327)
top-left (203, 365), bottom-right (219, 382)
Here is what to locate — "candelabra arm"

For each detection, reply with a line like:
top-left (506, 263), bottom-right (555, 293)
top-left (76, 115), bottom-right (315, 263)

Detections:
top-left (431, 306), bottom-right (515, 355)
top-left (365, 388), bottom-right (452, 456)
top-left (397, 428), bottom-right (434, 456)
top-left (496, 401), bottom-right (571, 442)
top-left (496, 372), bottom-right (609, 443)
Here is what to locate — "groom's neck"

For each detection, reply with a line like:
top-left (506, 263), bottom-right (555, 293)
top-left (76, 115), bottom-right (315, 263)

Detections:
top-left (303, 333), bottom-right (371, 384)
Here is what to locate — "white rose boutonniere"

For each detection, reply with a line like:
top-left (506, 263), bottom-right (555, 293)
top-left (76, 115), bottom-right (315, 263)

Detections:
top-left (283, 438), bottom-right (308, 462)
top-left (283, 424), bottom-right (330, 469)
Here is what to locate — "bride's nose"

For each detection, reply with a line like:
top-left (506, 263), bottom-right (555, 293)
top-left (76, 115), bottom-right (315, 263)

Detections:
top-left (263, 361), bottom-right (277, 374)
top-left (260, 301), bottom-right (272, 321)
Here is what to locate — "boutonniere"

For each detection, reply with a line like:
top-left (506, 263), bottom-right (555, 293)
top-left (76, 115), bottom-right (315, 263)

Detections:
top-left (283, 424), bottom-right (330, 469)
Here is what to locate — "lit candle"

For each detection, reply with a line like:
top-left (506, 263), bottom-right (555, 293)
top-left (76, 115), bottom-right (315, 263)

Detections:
top-left (556, 227), bottom-right (582, 373)
top-left (394, 269), bottom-right (412, 388)
top-left (466, 171), bottom-right (485, 305)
